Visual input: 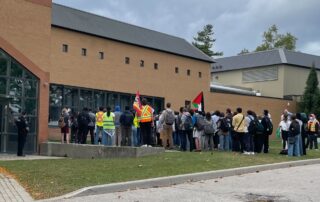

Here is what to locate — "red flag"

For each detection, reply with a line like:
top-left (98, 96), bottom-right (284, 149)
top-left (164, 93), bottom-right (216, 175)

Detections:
top-left (192, 91), bottom-right (204, 112)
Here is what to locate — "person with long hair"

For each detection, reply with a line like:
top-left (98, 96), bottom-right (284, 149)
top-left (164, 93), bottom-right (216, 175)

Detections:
top-left (279, 114), bottom-right (291, 150)
top-left (102, 106), bottom-right (115, 146)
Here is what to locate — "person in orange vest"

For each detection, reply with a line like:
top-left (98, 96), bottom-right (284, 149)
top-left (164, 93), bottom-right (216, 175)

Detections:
top-left (138, 98), bottom-right (154, 147)
top-left (95, 106), bottom-right (105, 144)
top-left (307, 114), bottom-right (319, 150)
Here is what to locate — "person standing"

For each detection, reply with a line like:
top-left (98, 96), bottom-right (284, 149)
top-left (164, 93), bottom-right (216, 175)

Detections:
top-left (77, 107), bottom-right (90, 144)
top-left (102, 106), bottom-right (115, 146)
top-left (114, 106), bottom-right (122, 146)
top-left (232, 107), bottom-right (246, 152)
top-left (204, 112), bottom-right (217, 151)
top-left (261, 110), bottom-right (273, 153)
top-left (181, 108), bottom-right (195, 152)
top-left (95, 107), bottom-right (105, 145)
top-left (217, 112), bottom-right (230, 151)
top-left (87, 108), bottom-right (96, 144)
top-left (137, 98), bottom-right (154, 147)
top-left (15, 111), bottom-right (29, 156)
top-left (120, 106), bottom-right (134, 146)
top-left (279, 114), bottom-right (291, 150)
top-left (288, 114), bottom-right (301, 157)
top-left (307, 114), bottom-right (319, 150)
top-left (132, 112), bottom-right (140, 146)
top-left (159, 103), bottom-right (175, 149)
top-left (59, 108), bottom-right (70, 144)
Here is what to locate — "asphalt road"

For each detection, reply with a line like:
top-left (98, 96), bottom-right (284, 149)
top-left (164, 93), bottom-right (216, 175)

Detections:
top-left (57, 164), bottom-right (320, 202)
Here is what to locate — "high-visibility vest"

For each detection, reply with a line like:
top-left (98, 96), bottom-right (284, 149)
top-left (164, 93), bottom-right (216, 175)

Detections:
top-left (139, 105), bottom-right (153, 123)
top-left (103, 113), bottom-right (115, 130)
top-left (133, 115), bottom-right (140, 128)
top-left (308, 120), bottom-right (319, 132)
top-left (96, 111), bottom-right (104, 127)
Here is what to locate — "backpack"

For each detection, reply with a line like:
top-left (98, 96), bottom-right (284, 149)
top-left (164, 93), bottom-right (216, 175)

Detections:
top-left (164, 110), bottom-right (175, 125)
top-left (78, 113), bottom-right (89, 126)
top-left (122, 112), bottom-right (134, 127)
top-left (204, 120), bottom-right (215, 134)
top-left (219, 118), bottom-right (231, 133)
top-left (184, 115), bottom-right (193, 130)
top-left (256, 120), bottom-right (265, 135)
top-left (289, 120), bottom-right (300, 137)
top-left (195, 114), bottom-right (205, 131)
top-left (248, 117), bottom-right (263, 135)
top-left (263, 117), bottom-right (273, 135)
top-left (58, 116), bottom-right (66, 128)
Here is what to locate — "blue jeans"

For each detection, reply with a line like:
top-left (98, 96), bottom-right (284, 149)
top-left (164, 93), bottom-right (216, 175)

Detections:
top-left (103, 129), bottom-right (115, 146)
top-left (219, 133), bottom-right (230, 151)
top-left (95, 126), bottom-right (103, 145)
top-left (244, 133), bottom-right (254, 152)
top-left (179, 130), bottom-right (187, 151)
top-left (288, 135), bottom-right (300, 157)
top-left (173, 131), bottom-right (180, 146)
top-left (132, 126), bottom-right (138, 146)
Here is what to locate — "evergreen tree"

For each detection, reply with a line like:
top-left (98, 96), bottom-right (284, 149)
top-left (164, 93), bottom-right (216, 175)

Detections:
top-left (192, 24), bottom-right (223, 57)
top-left (300, 62), bottom-right (320, 115)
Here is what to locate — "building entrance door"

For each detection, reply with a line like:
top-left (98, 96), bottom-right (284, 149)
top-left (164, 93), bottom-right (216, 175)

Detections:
top-left (0, 100), bottom-right (7, 152)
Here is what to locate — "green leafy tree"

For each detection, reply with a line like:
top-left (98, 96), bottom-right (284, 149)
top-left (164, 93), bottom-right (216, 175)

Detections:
top-left (238, 48), bottom-right (250, 55)
top-left (255, 24), bottom-right (297, 52)
top-left (192, 24), bottom-right (223, 57)
top-left (300, 62), bottom-right (320, 115)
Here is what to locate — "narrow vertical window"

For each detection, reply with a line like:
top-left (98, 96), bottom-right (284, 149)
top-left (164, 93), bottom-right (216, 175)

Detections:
top-left (62, 44), bottom-right (68, 53)
top-left (140, 60), bottom-right (144, 67)
top-left (154, 63), bottom-right (158, 70)
top-left (81, 48), bottom-right (87, 56)
top-left (198, 72), bottom-right (202, 78)
top-left (175, 67), bottom-right (179, 74)
top-left (187, 69), bottom-right (191, 76)
top-left (99, 52), bottom-right (104, 60)
top-left (125, 57), bottom-right (130, 64)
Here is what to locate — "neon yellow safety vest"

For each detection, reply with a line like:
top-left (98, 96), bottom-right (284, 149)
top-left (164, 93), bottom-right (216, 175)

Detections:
top-left (103, 113), bottom-right (115, 130)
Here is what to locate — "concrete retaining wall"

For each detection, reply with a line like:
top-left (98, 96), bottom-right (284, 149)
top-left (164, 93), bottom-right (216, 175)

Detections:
top-left (39, 142), bottom-right (165, 158)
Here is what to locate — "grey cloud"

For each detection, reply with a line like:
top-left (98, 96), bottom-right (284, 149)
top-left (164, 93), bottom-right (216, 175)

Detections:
top-left (53, 0), bottom-right (320, 57)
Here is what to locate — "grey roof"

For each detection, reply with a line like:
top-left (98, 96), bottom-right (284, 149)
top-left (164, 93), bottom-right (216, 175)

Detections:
top-left (52, 4), bottom-right (213, 63)
top-left (212, 49), bottom-right (320, 72)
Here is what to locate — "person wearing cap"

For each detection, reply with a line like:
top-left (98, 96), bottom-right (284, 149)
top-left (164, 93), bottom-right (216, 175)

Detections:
top-left (307, 114), bottom-right (319, 150)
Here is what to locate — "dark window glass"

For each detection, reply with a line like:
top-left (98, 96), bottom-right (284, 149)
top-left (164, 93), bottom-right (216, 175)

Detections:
top-left (154, 63), bottom-right (158, 70)
top-left (24, 80), bottom-right (37, 98)
top-left (64, 88), bottom-right (79, 108)
top-left (107, 93), bottom-right (118, 110)
top-left (81, 48), bottom-right (87, 56)
top-left (187, 69), bottom-right (191, 76)
top-left (125, 57), bottom-right (130, 64)
top-left (9, 78), bottom-right (23, 97)
top-left (62, 44), bottom-right (68, 53)
top-left (10, 60), bottom-right (23, 78)
top-left (25, 99), bottom-right (37, 116)
top-left (0, 55), bottom-right (7, 76)
top-left (120, 94), bottom-right (131, 111)
top-left (140, 60), bottom-right (144, 67)
top-left (185, 100), bottom-right (191, 108)
top-left (99, 52), bottom-right (104, 60)
top-left (80, 89), bottom-right (93, 110)
top-left (94, 91), bottom-right (105, 111)
top-left (198, 72), bottom-right (202, 78)
top-left (0, 78), bottom-right (6, 94)
top-left (25, 70), bottom-right (37, 80)
top-left (175, 67), bottom-right (179, 74)
top-left (154, 98), bottom-right (164, 114)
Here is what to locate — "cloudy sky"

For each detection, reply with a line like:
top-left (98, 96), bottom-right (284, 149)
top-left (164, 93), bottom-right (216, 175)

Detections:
top-left (53, 0), bottom-right (320, 57)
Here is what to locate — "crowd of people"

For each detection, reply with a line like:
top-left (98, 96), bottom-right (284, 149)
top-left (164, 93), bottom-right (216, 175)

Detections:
top-left (58, 99), bottom-right (319, 157)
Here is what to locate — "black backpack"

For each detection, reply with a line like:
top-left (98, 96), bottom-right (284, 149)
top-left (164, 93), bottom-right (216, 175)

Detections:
top-left (219, 118), bottom-right (230, 133)
top-left (78, 113), bottom-right (89, 126)
top-left (289, 120), bottom-right (300, 137)
top-left (204, 119), bottom-right (215, 134)
top-left (248, 117), bottom-right (262, 134)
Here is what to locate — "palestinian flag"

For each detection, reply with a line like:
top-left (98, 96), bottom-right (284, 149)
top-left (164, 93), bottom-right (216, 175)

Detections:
top-left (192, 91), bottom-right (204, 112)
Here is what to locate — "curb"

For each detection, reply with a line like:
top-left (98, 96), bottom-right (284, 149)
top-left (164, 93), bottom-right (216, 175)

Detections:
top-left (40, 158), bottom-right (320, 201)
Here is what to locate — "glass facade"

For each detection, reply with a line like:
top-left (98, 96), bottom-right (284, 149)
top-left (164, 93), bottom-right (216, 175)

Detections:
top-left (49, 84), bottom-right (165, 125)
top-left (0, 49), bottom-right (39, 153)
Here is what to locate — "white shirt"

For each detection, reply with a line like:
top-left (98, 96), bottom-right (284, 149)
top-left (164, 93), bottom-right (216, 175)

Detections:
top-left (279, 120), bottom-right (291, 131)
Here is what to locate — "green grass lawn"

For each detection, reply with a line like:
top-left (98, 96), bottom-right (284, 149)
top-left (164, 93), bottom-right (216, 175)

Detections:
top-left (0, 140), bottom-right (319, 199)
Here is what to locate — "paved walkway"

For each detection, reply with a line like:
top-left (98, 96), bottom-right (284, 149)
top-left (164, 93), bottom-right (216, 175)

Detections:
top-left (53, 164), bottom-right (320, 202)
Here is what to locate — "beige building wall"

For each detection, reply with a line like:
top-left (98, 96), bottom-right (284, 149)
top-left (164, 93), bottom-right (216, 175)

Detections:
top-left (212, 66), bottom-right (285, 98)
top-left (283, 65), bottom-right (320, 97)
top-left (51, 27), bottom-right (212, 110)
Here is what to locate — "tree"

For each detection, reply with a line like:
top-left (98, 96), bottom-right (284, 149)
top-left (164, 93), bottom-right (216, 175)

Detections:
top-left (238, 48), bottom-right (250, 55)
top-left (300, 62), bottom-right (320, 116)
top-left (255, 24), bottom-right (297, 52)
top-left (192, 24), bottom-right (223, 57)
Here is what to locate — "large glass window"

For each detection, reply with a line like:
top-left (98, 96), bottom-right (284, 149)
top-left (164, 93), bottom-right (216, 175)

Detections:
top-left (0, 56), bottom-right (7, 76)
top-left (0, 78), bottom-right (6, 94)
top-left (107, 93), bottom-right (118, 111)
top-left (64, 87), bottom-right (79, 108)
top-left (94, 91), bottom-right (105, 111)
top-left (120, 94), bottom-right (131, 111)
top-left (79, 89), bottom-right (93, 110)
top-left (49, 85), bottom-right (63, 123)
